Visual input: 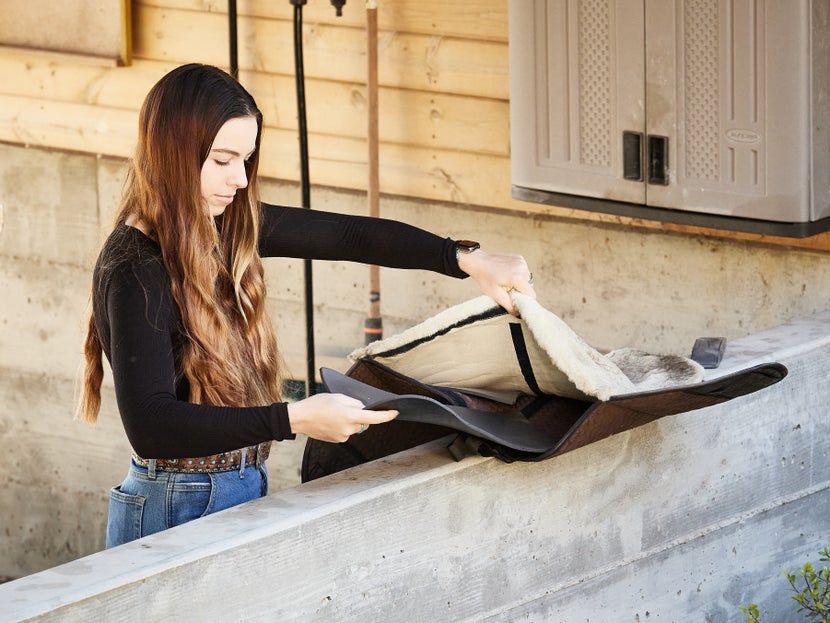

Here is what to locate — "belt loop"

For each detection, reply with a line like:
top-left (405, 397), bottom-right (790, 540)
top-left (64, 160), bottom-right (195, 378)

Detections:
top-left (256, 443), bottom-right (264, 470)
top-left (238, 449), bottom-right (245, 480)
top-left (148, 458), bottom-right (158, 480)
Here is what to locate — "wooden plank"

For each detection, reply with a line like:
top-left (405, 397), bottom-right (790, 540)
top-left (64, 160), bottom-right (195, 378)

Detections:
top-left (0, 56), bottom-right (168, 108)
top-left (252, 73), bottom-right (509, 156)
top-left (0, 56), bottom-right (509, 156)
top-left (139, 0), bottom-right (509, 43)
top-left (132, 5), bottom-right (509, 100)
top-left (4, 91), bottom-right (830, 252)
top-left (0, 94), bottom-right (137, 158)
top-left (254, 125), bottom-right (520, 208)
top-left (0, 45), bottom-right (120, 68)
top-left (0, 92), bottom-right (511, 203)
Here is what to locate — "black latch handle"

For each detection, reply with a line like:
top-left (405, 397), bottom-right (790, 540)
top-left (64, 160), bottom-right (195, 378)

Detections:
top-left (622, 131), bottom-right (643, 181)
top-left (648, 135), bottom-right (669, 185)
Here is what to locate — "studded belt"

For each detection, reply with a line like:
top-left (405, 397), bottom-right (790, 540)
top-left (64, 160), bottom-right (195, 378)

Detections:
top-left (131, 442), bottom-right (271, 474)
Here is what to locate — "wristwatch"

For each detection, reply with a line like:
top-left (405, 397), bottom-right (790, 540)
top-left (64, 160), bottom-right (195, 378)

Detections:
top-left (454, 239), bottom-right (481, 261)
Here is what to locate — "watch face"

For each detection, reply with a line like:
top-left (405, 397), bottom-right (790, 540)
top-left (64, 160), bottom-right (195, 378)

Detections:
top-left (456, 239), bottom-right (481, 253)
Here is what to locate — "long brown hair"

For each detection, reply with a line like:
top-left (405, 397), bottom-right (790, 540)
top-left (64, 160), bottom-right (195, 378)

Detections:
top-left (78, 64), bottom-right (282, 423)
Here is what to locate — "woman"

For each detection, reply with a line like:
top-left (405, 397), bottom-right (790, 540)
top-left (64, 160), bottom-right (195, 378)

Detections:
top-left (78, 64), bottom-right (535, 548)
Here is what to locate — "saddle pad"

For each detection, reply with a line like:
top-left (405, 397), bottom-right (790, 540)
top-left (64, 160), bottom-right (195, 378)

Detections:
top-left (321, 367), bottom-right (559, 454)
top-left (301, 360), bottom-right (788, 480)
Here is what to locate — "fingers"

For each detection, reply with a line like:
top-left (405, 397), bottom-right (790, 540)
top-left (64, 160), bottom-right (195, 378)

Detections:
top-left (483, 255), bottom-right (536, 314)
top-left (460, 250), bottom-right (537, 313)
top-left (328, 394), bottom-right (397, 429)
top-left (505, 258), bottom-right (536, 299)
top-left (509, 276), bottom-right (536, 299)
top-left (351, 406), bottom-right (398, 437)
top-left (489, 287), bottom-right (518, 316)
top-left (359, 407), bottom-right (399, 425)
top-left (287, 392), bottom-right (399, 443)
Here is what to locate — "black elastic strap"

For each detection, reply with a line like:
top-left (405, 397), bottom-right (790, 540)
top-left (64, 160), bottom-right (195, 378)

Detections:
top-left (510, 323), bottom-right (543, 395)
top-left (519, 395), bottom-right (551, 419)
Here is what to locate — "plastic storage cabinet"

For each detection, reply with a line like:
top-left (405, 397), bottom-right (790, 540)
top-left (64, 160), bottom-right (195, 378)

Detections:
top-left (509, 0), bottom-right (830, 237)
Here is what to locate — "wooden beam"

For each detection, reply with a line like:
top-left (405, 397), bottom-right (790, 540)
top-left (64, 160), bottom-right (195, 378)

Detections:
top-left (140, 0), bottom-right (509, 42)
top-left (0, 56), bottom-right (509, 156)
top-left (132, 5), bottom-right (509, 99)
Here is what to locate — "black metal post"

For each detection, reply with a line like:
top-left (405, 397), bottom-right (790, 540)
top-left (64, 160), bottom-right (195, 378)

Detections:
top-left (228, 0), bottom-right (238, 79)
top-left (291, 0), bottom-right (316, 396)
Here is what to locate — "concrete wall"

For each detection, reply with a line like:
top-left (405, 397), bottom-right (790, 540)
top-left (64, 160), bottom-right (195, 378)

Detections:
top-left (1, 311), bottom-right (828, 622)
top-left (4, 140), bottom-right (830, 580)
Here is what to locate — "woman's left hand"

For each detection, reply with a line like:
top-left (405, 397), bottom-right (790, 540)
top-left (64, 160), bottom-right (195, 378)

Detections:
top-left (457, 249), bottom-right (536, 315)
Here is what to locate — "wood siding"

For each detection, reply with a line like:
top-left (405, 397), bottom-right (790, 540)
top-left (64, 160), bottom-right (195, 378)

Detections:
top-left (2, 0), bottom-right (830, 251)
top-left (0, 0), bottom-right (517, 210)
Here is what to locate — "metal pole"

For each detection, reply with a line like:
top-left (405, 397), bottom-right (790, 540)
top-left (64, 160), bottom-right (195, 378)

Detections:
top-left (364, 0), bottom-right (382, 345)
top-left (291, 0), bottom-right (316, 396)
top-left (228, 0), bottom-right (238, 79)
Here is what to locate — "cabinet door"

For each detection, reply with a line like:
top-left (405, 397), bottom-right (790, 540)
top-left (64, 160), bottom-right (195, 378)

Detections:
top-left (510, 0), bottom-right (646, 204)
top-left (645, 0), bottom-right (811, 223)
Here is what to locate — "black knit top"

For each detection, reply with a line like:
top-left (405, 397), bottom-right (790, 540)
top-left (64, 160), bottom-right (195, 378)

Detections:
top-left (91, 203), bottom-right (465, 458)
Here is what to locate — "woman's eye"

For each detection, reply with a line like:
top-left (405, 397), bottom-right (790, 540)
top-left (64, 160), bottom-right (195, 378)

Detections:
top-left (214, 160), bottom-right (231, 167)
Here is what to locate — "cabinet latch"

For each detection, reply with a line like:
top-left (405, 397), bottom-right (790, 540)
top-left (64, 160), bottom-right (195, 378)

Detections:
top-left (647, 135), bottom-right (669, 185)
top-left (622, 131), bottom-right (643, 181)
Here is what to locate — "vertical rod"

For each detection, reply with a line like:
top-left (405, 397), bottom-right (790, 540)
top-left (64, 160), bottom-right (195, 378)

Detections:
top-left (292, 2), bottom-right (316, 396)
top-left (364, 0), bottom-right (382, 345)
top-left (228, 0), bottom-right (238, 79)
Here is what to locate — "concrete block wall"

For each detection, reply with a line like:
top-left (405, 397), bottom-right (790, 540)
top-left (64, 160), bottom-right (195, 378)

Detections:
top-left (3, 141), bottom-right (830, 580)
top-left (0, 310), bottom-right (828, 622)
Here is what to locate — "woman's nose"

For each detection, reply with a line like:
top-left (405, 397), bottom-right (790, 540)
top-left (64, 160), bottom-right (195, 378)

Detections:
top-left (230, 161), bottom-right (248, 189)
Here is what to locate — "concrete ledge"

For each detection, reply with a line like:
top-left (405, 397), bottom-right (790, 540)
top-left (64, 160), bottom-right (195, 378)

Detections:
top-left (2, 312), bottom-right (829, 622)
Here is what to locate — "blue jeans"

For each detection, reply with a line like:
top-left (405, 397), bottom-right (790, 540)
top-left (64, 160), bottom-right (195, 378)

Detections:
top-left (106, 458), bottom-right (268, 548)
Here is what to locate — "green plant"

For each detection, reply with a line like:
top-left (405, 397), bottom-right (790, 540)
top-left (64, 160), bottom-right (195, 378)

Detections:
top-left (788, 547), bottom-right (830, 621)
top-left (741, 547), bottom-right (830, 623)
top-left (739, 603), bottom-right (760, 623)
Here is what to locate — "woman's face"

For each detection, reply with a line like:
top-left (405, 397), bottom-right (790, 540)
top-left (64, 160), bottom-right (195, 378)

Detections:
top-left (201, 116), bottom-right (258, 217)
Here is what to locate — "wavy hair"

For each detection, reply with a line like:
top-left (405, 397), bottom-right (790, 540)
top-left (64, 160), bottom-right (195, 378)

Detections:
top-left (79, 64), bottom-right (282, 423)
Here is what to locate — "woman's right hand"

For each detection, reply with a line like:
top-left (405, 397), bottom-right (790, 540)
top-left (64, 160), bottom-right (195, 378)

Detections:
top-left (286, 392), bottom-right (398, 443)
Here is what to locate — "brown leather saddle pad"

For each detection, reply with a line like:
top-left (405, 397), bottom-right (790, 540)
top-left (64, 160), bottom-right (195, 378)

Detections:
top-left (301, 358), bottom-right (787, 482)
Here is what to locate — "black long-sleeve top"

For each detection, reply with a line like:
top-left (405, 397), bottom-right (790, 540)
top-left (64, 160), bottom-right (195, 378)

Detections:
top-left (92, 203), bottom-right (466, 459)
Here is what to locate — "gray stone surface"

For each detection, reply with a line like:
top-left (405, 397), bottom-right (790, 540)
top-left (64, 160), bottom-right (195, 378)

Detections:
top-left (3, 141), bottom-right (830, 591)
top-left (0, 311), bottom-right (828, 622)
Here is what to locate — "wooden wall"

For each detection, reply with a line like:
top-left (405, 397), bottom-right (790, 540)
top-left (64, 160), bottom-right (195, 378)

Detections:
top-left (1, 0), bottom-right (830, 252)
top-left (0, 0), bottom-right (516, 210)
